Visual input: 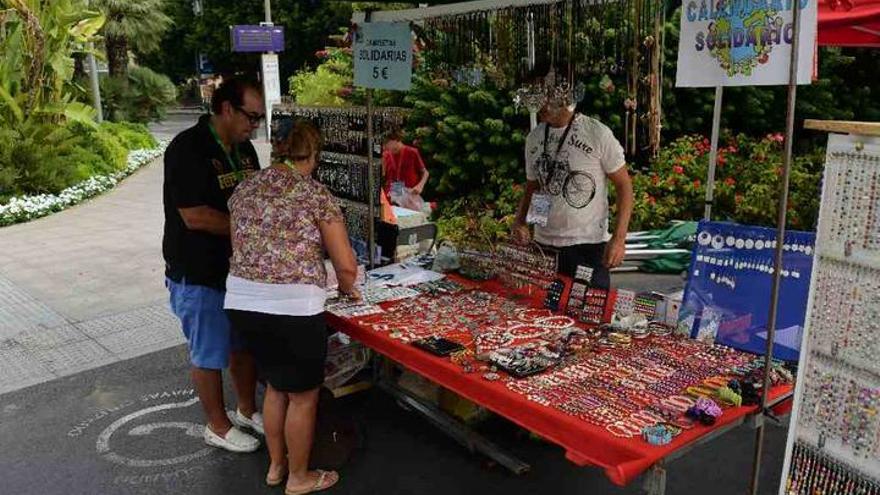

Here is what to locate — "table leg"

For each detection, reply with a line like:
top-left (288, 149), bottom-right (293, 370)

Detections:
top-left (375, 377), bottom-right (531, 475)
top-left (642, 463), bottom-right (667, 495)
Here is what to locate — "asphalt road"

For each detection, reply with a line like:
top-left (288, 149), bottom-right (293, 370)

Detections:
top-left (0, 343), bottom-right (790, 495)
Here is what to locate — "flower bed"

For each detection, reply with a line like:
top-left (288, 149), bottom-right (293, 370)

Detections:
top-left (0, 142), bottom-right (168, 227)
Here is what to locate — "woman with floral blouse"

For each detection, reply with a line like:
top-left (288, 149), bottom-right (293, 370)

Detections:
top-left (224, 120), bottom-right (359, 495)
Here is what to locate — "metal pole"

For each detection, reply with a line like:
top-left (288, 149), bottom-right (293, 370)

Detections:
top-left (86, 42), bottom-right (103, 123)
top-left (527, 12), bottom-right (537, 130)
top-left (704, 86), bottom-right (723, 220)
top-left (748, 0), bottom-right (802, 492)
top-left (263, 0), bottom-right (272, 140)
top-left (367, 89), bottom-right (376, 268)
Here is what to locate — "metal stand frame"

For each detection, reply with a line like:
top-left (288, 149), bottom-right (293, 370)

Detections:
top-left (372, 357), bottom-right (531, 475)
top-left (352, 2), bottom-right (803, 492)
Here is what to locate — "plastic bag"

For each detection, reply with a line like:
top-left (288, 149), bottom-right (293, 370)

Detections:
top-left (432, 241), bottom-right (460, 272)
top-left (398, 189), bottom-right (425, 212)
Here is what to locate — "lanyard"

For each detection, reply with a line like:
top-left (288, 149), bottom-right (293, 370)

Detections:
top-left (543, 113), bottom-right (577, 159)
top-left (208, 123), bottom-right (241, 173)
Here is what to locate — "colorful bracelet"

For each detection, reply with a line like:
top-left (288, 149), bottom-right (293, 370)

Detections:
top-left (642, 425), bottom-right (673, 445)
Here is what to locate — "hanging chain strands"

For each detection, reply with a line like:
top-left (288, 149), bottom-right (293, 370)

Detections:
top-left (787, 441), bottom-right (880, 495)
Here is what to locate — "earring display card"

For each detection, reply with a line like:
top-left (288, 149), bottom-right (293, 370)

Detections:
top-left (680, 220), bottom-right (816, 362)
top-left (564, 264), bottom-right (608, 325)
top-left (780, 134), bottom-right (880, 494)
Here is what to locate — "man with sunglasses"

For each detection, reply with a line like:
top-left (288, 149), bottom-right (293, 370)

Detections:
top-left (163, 78), bottom-right (265, 453)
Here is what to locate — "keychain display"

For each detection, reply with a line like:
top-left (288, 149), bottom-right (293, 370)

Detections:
top-left (787, 441), bottom-right (880, 495)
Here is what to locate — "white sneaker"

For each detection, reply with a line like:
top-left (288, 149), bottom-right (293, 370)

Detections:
top-left (203, 424), bottom-right (260, 453)
top-left (228, 409), bottom-right (265, 436)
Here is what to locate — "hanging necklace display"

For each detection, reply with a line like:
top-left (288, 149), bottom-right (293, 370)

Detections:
top-left (272, 104), bottom-right (408, 242)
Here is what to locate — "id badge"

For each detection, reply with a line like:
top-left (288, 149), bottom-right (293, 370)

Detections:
top-left (526, 193), bottom-right (552, 227)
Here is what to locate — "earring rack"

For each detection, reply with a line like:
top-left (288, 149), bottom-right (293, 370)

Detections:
top-left (779, 127), bottom-right (880, 494)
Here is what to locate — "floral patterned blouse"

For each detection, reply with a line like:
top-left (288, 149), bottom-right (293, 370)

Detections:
top-left (228, 166), bottom-right (343, 287)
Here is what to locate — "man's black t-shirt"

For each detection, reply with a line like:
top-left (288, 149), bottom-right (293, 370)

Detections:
top-left (163, 115), bottom-right (260, 290)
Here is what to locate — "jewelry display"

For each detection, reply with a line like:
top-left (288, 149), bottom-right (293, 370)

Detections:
top-left (362, 285), bottom-right (421, 305)
top-left (314, 152), bottom-right (382, 204)
top-left (494, 243), bottom-right (558, 291)
top-left (787, 441), bottom-right (880, 495)
top-left (417, 0), bottom-right (664, 155)
top-left (782, 134), bottom-right (880, 492)
top-left (336, 280), bottom-right (781, 442)
top-left (336, 198), bottom-right (372, 241)
top-left (325, 298), bottom-right (384, 318)
top-left (272, 104), bottom-right (407, 243)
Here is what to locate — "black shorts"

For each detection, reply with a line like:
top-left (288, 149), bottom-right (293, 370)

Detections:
top-left (539, 242), bottom-right (611, 289)
top-left (226, 310), bottom-right (328, 393)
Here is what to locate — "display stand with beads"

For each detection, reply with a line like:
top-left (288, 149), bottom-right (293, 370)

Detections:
top-left (779, 128), bottom-right (880, 495)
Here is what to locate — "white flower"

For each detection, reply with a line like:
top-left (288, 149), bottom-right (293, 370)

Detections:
top-left (0, 141), bottom-right (168, 226)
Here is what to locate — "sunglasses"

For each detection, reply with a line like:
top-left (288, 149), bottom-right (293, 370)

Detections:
top-left (234, 106), bottom-right (265, 125)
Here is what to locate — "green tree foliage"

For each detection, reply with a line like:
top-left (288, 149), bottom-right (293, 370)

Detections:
top-left (139, 0), bottom-right (352, 91)
top-left (0, 1), bottom-right (156, 201)
top-left (0, 0), bottom-right (104, 197)
top-left (100, 66), bottom-right (177, 123)
top-left (403, 75), bottom-right (529, 206)
top-left (289, 47), bottom-right (352, 106)
top-left (93, 0), bottom-right (172, 78)
top-left (626, 134), bottom-right (824, 231)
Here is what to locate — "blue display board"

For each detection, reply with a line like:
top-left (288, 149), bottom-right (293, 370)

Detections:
top-left (680, 221), bottom-right (815, 361)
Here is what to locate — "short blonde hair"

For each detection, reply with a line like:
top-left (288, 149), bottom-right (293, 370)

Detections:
top-left (276, 119), bottom-right (322, 161)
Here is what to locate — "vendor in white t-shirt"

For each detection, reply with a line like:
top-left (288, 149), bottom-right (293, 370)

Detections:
top-left (512, 69), bottom-right (634, 289)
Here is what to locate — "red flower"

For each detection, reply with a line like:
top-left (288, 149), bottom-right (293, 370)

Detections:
top-left (647, 195), bottom-right (657, 205)
top-left (767, 133), bottom-right (784, 143)
top-left (724, 177), bottom-right (736, 186)
top-left (315, 49), bottom-right (329, 58)
top-left (693, 179), bottom-right (702, 188)
top-left (673, 165), bottom-right (684, 174)
top-left (717, 152), bottom-right (726, 166)
top-left (651, 175), bottom-right (660, 185)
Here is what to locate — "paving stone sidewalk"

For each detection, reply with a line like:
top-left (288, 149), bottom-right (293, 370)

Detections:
top-left (0, 114), bottom-right (272, 396)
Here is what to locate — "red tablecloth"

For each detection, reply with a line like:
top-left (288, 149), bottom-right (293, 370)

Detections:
top-left (327, 279), bottom-right (793, 486)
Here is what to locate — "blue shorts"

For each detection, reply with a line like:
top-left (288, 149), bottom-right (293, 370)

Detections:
top-left (167, 277), bottom-right (243, 370)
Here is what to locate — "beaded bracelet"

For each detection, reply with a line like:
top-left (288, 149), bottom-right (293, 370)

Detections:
top-left (642, 425), bottom-right (673, 445)
top-left (607, 421), bottom-right (643, 438)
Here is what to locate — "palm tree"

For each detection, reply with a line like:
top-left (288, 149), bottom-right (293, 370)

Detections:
top-left (93, 0), bottom-right (172, 78)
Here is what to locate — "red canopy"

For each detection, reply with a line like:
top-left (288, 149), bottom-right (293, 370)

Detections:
top-left (819, 0), bottom-right (880, 47)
